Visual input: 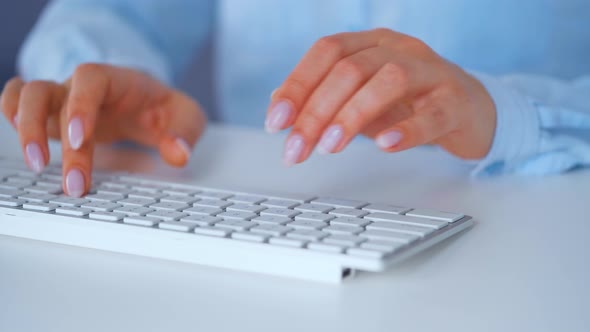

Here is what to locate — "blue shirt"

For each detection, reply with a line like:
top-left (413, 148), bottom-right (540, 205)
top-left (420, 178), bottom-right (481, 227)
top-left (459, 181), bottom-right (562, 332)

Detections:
top-left (18, 0), bottom-right (590, 176)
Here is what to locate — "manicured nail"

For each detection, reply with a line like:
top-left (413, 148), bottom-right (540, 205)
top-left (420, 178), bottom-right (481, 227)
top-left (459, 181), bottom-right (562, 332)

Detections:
top-left (265, 101), bottom-right (292, 134)
top-left (68, 117), bottom-right (84, 150)
top-left (175, 137), bottom-right (192, 159)
top-left (317, 125), bottom-right (344, 155)
top-left (65, 168), bottom-right (85, 198)
top-left (283, 134), bottom-right (305, 167)
top-left (25, 143), bottom-right (45, 173)
top-left (376, 130), bottom-right (403, 149)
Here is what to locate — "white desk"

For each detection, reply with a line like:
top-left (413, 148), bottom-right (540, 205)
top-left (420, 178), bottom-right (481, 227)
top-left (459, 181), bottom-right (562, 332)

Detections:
top-left (1, 121), bottom-right (589, 332)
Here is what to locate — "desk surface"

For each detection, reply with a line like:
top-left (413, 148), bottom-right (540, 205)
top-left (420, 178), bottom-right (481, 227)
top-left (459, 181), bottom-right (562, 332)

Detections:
top-left (1, 121), bottom-right (589, 332)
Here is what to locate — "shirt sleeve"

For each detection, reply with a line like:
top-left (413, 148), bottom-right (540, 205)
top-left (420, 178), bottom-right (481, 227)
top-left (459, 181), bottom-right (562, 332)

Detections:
top-left (466, 71), bottom-right (590, 176)
top-left (17, 0), bottom-right (214, 85)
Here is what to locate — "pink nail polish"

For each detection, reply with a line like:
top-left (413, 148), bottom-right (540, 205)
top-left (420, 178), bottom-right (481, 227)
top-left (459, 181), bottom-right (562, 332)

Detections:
top-left (283, 134), bottom-right (305, 167)
top-left (175, 137), bottom-right (192, 158)
top-left (25, 143), bottom-right (45, 173)
top-left (265, 101), bottom-right (292, 134)
top-left (317, 125), bottom-right (344, 155)
top-left (68, 117), bottom-right (84, 150)
top-left (65, 168), bottom-right (85, 198)
top-left (376, 130), bottom-right (403, 149)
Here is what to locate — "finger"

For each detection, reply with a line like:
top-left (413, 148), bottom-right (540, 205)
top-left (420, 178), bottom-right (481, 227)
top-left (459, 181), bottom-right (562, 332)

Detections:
top-left (60, 108), bottom-right (95, 197)
top-left (16, 81), bottom-right (63, 173)
top-left (317, 60), bottom-right (439, 155)
top-left (285, 47), bottom-right (392, 163)
top-left (375, 102), bottom-right (457, 153)
top-left (266, 28), bottom-right (394, 133)
top-left (1, 77), bottom-right (25, 128)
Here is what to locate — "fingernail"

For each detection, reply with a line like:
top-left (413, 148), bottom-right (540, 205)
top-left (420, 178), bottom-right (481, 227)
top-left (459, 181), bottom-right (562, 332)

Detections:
top-left (25, 143), bottom-right (45, 173)
top-left (376, 130), bottom-right (403, 149)
top-left (68, 117), bottom-right (84, 150)
top-left (175, 137), bottom-right (192, 159)
top-left (317, 125), bottom-right (344, 155)
top-left (265, 101), bottom-right (292, 134)
top-left (65, 168), bottom-right (85, 198)
top-left (283, 134), bottom-right (305, 167)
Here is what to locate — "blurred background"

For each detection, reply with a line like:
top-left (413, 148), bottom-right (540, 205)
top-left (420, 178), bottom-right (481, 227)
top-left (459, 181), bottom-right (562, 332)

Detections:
top-left (0, 0), bottom-right (46, 84)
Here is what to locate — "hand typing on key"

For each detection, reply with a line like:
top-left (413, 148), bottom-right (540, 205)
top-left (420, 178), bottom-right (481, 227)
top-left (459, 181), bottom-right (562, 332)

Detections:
top-left (265, 28), bottom-right (497, 166)
top-left (0, 64), bottom-right (206, 197)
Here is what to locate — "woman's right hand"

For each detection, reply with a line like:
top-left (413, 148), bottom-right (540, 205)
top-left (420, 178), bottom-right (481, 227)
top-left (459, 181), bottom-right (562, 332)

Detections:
top-left (0, 63), bottom-right (206, 197)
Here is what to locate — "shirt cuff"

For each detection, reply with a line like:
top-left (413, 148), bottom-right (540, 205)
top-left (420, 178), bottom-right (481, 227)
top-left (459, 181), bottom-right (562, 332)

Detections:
top-left (465, 71), bottom-right (542, 176)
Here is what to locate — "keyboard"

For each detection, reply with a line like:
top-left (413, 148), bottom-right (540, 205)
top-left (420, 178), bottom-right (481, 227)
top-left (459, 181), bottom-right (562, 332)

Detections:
top-left (0, 157), bottom-right (473, 283)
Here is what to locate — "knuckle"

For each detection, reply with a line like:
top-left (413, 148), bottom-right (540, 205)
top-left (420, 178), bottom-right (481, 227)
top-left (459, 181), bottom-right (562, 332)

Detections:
top-left (22, 80), bottom-right (50, 95)
top-left (380, 62), bottom-right (409, 90)
top-left (282, 77), bottom-right (309, 100)
top-left (334, 58), bottom-right (367, 82)
top-left (373, 27), bottom-right (395, 38)
top-left (400, 35), bottom-right (428, 51)
top-left (426, 106), bottom-right (451, 131)
top-left (296, 111), bottom-right (326, 137)
top-left (314, 35), bottom-right (346, 58)
top-left (74, 63), bottom-right (104, 80)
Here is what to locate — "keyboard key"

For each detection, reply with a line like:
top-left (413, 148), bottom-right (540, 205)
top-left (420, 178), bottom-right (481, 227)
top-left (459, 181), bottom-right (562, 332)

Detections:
top-left (346, 248), bottom-right (387, 259)
top-left (359, 230), bottom-right (419, 244)
top-left (183, 206), bottom-right (223, 216)
top-left (365, 222), bottom-right (435, 237)
top-left (217, 211), bottom-right (257, 221)
top-left (94, 186), bottom-right (133, 196)
top-left (150, 202), bottom-right (190, 211)
top-left (261, 199), bottom-right (299, 209)
top-left (193, 226), bottom-right (231, 238)
top-left (195, 191), bottom-right (232, 200)
top-left (287, 220), bottom-right (328, 230)
top-left (99, 181), bottom-right (128, 189)
top-left (228, 195), bottom-right (266, 204)
top-left (49, 197), bottom-right (90, 207)
top-left (260, 208), bottom-right (300, 218)
top-left (294, 203), bottom-right (334, 213)
top-left (193, 199), bottom-right (232, 209)
top-left (0, 197), bottom-right (26, 207)
top-left (146, 210), bottom-right (187, 222)
top-left (322, 225), bottom-right (363, 235)
top-left (405, 209), bottom-right (464, 222)
top-left (123, 216), bottom-right (161, 227)
top-left (364, 212), bottom-right (448, 229)
top-left (0, 188), bottom-right (26, 198)
top-left (159, 221), bottom-right (197, 232)
top-left (362, 203), bottom-right (411, 215)
top-left (286, 229), bottom-right (329, 241)
top-left (312, 197), bottom-right (368, 209)
top-left (330, 217), bottom-right (371, 227)
top-left (323, 234), bottom-right (366, 246)
top-left (113, 206), bottom-right (155, 216)
top-left (81, 201), bottom-right (122, 212)
top-left (89, 212), bottom-right (126, 222)
top-left (128, 191), bottom-right (167, 200)
top-left (250, 224), bottom-right (293, 236)
top-left (307, 243), bottom-right (346, 254)
top-left (23, 185), bottom-right (62, 195)
top-left (328, 208), bottom-right (368, 218)
top-left (0, 182), bottom-right (22, 190)
top-left (160, 195), bottom-right (200, 205)
top-left (161, 187), bottom-right (200, 196)
top-left (231, 232), bottom-right (269, 243)
top-left (226, 204), bottom-right (267, 214)
top-left (294, 212), bottom-right (334, 223)
top-left (251, 215), bottom-right (292, 225)
top-left (179, 215), bottom-right (221, 226)
top-left (55, 207), bottom-right (93, 217)
top-left (361, 241), bottom-right (406, 253)
top-left (19, 193), bottom-right (58, 203)
top-left (86, 193), bottom-right (125, 202)
top-left (117, 197), bottom-right (157, 207)
top-left (215, 220), bottom-right (257, 231)
top-left (268, 237), bottom-right (306, 248)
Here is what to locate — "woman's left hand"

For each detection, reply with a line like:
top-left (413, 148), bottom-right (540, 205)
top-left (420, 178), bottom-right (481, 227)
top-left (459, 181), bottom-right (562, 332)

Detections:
top-left (265, 28), bottom-right (497, 166)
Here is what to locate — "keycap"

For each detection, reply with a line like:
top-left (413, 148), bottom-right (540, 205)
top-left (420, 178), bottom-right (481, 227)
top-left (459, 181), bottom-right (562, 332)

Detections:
top-left (307, 243), bottom-right (346, 254)
top-left (217, 211), bottom-right (257, 221)
top-left (128, 191), bottom-right (167, 200)
top-left (260, 208), bottom-right (300, 218)
top-left (132, 184), bottom-right (166, 194)
top-left (195, 191), bottom-right (232, 200)
top-left (89, 212), bottom-right (126, 222)
top-left (405, 209), bottom-right (464, 222)
top-left (113, 206), bottom-right (155, 216)
top-left (183, 206), bottom-right (223, 216)
top-left (0, 197), bottom-right (26, 207)
top-left (146, 210), bottom-right (187, 222)
top-left (251, 215), bottom-right (292, 225)
top-left (179, 215), bottom-right (221, 226)
top-left (6, 176), bottom-right (34, 186)
top-left (250, 224), bottom-right (293, 236)
top-left (123, 216), bottom-right (161, 227)
top-left (365, 222), bottom-right (435, 237)
top-left (161, 187), bottom-right (200, 196)
top-left (294, 212), bottom-right (334, 223)
top-left (359, 230), bottom-right (419, 244)
top-left (328, 208), bottom-right (368, 218)
top-left (364, 212), bottom-right (448, 229)
top-left (193, 199), bottom-right (232, 209)
top-left (86, 193), bottom-right (125, 202)
top-left (99, 181), bottom-right (128, 189)
top-left (193, 226), bottom-right (231, 237)
top-left (23, 185), bottom-right (62, 195)
top-left (150, 202), bottom-right (190, 211)
top-left (118, 197), bottom-right (157, 207)
top-left (231, 232), bottom-right (268, 243)
top-left (49, 197), bottom-right (90, 207)
top-left (0, 182), bottom-right (21, 190)
top-left (261, 199), bottom-right (299, 209)
top-left (323, 234), bottom-right (366, 246)
top-left (55, 207), bottom-right (93, 217)
top-left (0, 188), bottom-right (26, 198)
top-left (346, 248), bottom-right (387, 259)
top-left (160, 195), bottom-right (200, 205)
top-left (215, 220), bottom-right (257, 231)
top-left (286, 229), bottom-right (329, 241)
top-left (361, 241), bottom-right (406, 253)
top-left (226, 204), bottom-right (267, 214)
top-left (294, 203), bottom-right (334, 213)
top-left (228, 195), bottom-right (266, 204)
top-left (94, 186), bottom-right (133, 196)
top-left (19, 193), bottom-right (58, 203)
top-left (322, 225), bottom-right (363, 235)
top-left (287, 220), bottom-right (328, 230)
top-left (312, 197), bottom-right (368, 209)
top-left (268, 237), bottom-right (306, 248)
top-left (159, 221), bottom-right (197, 232)
top-left (81, 201), bottom-right (122, 212)
top-left (362, 203), bottom-right (411, 215)
top-left (330, 217), bottom-right (371, 227)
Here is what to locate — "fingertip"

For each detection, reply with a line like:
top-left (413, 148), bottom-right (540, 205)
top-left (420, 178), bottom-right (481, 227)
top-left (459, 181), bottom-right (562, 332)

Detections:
top-left (159, 136), bottom-right (192, 167)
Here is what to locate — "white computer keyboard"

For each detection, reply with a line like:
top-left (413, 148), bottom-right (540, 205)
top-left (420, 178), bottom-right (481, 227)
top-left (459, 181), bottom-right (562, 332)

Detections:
top-left (0, 157), bottom-right (473, 283)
